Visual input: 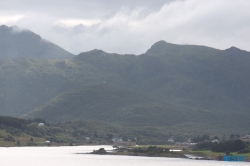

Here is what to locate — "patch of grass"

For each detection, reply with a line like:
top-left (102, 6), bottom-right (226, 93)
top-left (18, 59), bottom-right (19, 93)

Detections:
top-left (190, 149), bottom-right (250, 160)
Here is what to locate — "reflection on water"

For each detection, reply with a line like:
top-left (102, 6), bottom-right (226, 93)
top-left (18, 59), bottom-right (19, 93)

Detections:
top-left (0, 146), bottom-right (248, 166)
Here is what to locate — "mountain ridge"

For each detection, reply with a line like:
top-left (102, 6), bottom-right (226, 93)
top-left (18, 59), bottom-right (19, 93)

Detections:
top-left (0, 25), bottom-right (250, 134)
top-left (146, 40), bottom-right (244, 55)
top-left (0, 25), bottom-right (74, 60)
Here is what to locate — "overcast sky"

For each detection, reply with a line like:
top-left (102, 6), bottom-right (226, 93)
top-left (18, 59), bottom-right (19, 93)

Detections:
top-left (1, 0), bottom-right (250, 55)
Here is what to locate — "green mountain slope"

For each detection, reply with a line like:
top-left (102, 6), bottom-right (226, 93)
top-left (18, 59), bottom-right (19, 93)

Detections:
top-left (23, 84), bottom-right (250, 134)
top-left (24, 84), bottom-right (192, 126)
top-left (144, 41), bottom-right (250, 110)
top-left (0, 25), bottom-right (74, 60)
top-left (73, 42), bottom-right (250, 113)
top-left (0, 57), bottom-right (110, 116)
top-left (0, 36), bottom-right (250, 134)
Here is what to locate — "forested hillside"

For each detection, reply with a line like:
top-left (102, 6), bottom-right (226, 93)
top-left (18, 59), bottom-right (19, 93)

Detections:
top-left (0, 26), bottom-right (250, 135)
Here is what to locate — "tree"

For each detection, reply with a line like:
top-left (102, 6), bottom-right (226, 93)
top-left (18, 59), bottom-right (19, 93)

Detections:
top-left (222, 134), bottom-right (226, 142)
top-left (202, 134), bottom-right (210, 141)
top-left (108, 133), bottom-right (113, 139)
top-left (122, 135), bottom-right (128, 141)
top-left (94, 132), bottom-right (98, 138)
top-left (92, 148), bottom-right (107, 154)
top-left (233, 139), bottom-right (245, 151)
top-left (211, 139), bottom-right (246, 152)
top-left (225, 151), bottom-right (230, 155)
top-left (213, 136), bottom-right (219, 140)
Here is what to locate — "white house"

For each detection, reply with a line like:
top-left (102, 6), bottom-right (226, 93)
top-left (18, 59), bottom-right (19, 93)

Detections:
top-left (212, 139), bottom-right (219, 143)
top-left (241, 135), bottom-right (250, 139)
top-left (168, 138), bottom-right (174, 143)
top-left (112, 137), bottom-right (123, 143)
top-left (38, 123), bottom-right (44, 127)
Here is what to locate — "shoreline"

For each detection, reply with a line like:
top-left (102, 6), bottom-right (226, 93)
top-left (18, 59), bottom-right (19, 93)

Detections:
top-left (85, 147), bottom-right (250, 162)
top-left (2, 144), bottom-right (249, 162)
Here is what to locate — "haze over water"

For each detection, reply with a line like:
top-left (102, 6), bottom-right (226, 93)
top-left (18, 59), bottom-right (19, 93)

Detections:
top-left (0, 145), bottom-right (248, 166)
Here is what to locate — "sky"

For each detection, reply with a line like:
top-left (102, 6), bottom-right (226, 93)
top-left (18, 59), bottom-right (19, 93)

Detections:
top-left (0, 0), bottom-right (250, 55)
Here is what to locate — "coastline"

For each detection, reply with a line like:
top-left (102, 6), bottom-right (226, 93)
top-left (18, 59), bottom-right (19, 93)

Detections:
top-left (84, 146), bottom-right (250, 162)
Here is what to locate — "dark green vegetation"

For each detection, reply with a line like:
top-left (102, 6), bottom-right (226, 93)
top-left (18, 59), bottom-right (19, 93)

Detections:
top-left (238, 148), bottom-right (250, 154)
top-left (0, 25), bottom-right (250, 136)
top-left (0, 115), bottom-right (122, 146)
top-left (0, 115), bottom-right (188, 146)
top-left (128, 146), bottom-right (173, 157)
top-left (91, 146), bottom-right (185, 158)
top-left (193, 139), bottom-right (250, 161)
top-left (95, 145), bottom-right (191, 159)
top-left (195, 139), bottom-right (249, 152)
top-left (24, 84), bottom-right (196, 127)
top-left (91, 148), bottom-right (108, 154)
top-left (0, 115), bottom-right (28, 128)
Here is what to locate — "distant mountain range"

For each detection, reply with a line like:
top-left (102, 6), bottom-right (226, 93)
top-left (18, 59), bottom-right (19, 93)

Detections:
top-left (0, 25), bottom-right (250, 135)
top-left (0, 25), bottom-right (74, 60)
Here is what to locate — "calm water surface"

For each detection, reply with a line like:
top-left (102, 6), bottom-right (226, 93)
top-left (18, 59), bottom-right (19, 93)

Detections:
top-left (0, 145), bottom-right (248, 166)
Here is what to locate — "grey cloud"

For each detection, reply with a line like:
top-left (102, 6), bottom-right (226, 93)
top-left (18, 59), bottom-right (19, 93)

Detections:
top-left (0, 0), bottom-right (173, 18)
top-left (1, 0), bottom-right (250, 55)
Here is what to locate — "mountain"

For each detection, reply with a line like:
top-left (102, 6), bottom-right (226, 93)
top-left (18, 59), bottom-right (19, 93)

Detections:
top-left (144, 41), bottom-right (250, 111)
top-left (0, 25), bottom-right (74, 60)
top-left (24, 84), bottom-right (197, 126)
top-left (1, 35), bottom-right (250, 134)
top-left (23, 83), bottom-right (249, 134)
top-left (73, 42), bottom-right (250, 113)
top-left (0, 57), bottom-right (103, 116)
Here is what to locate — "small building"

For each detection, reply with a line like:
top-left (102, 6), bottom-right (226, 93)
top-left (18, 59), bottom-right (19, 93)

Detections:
top-left (212, 139), bottom-right (219, 143)
top-left (241, 135), bottom-right (250, 139)
top-left (112, 137), bottom-right (123, 143)
top-left (38, 123), bottom-right (44, 127)
top-left (45, 140), bottom-right (50, 143)
top-left (186, 138), bottom-right (192, 143)
top-left (168, 138), bottom-right (175, 143)
top-left (240, 135), bottom-right (250, 142)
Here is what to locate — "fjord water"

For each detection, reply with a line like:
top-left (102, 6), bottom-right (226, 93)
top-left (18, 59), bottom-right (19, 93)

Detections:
top-left (0, 146), bottom-right (248, 166)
